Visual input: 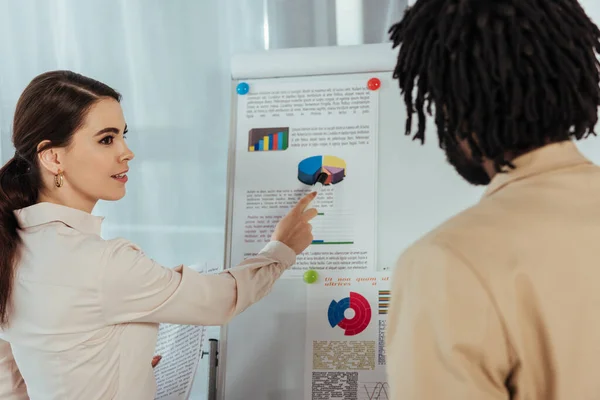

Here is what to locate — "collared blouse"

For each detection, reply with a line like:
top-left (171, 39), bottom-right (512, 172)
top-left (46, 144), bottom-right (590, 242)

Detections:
top-left (0, 202), bottom-right (296, 400)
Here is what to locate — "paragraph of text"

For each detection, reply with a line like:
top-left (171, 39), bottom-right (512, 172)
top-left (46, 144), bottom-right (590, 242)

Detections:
top-left (312, 372), bottom-right (358, 400)
top-left (245, 188), bottom-right (334, 211)
top-left (245, 86), bottom-right (372, 119)
top-left (291, 125), bottom-right (371, 148)
top-left (313, 340), bottom-right (375, 370)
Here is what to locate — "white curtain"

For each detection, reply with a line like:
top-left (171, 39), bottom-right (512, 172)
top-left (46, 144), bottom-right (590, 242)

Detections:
top-left (0, 1), bottom-right (405, 398)
top-left (227, 0), bottom-right (406, 52)
top-left (0, 0), bottom-right (233, 268)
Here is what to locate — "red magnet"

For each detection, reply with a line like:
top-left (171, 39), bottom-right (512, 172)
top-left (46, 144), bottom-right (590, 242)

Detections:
top-left (367, 77), bottom-right (381, 91)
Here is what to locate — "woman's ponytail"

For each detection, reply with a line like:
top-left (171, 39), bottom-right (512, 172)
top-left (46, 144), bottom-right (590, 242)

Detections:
top-left (0, 155), bottom-right (39, 327)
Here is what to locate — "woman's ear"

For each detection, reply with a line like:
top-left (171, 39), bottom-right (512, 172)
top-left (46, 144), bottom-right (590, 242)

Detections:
top-left (36, 140), bottom-right (63, 175)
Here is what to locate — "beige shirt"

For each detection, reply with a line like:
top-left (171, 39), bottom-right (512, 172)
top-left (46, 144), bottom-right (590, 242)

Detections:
top-left (386, 141), bottom-right (600, 399)
top-left (0, 202), bottom-right (296, 400)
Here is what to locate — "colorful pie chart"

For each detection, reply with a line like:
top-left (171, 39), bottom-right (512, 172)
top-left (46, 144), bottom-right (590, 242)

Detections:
top-left (298, 155), bottom-right (346, 186)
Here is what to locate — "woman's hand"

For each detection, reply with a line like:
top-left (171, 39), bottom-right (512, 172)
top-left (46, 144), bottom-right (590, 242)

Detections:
top-left (151, 355), bottom-right (162, 368)
top-left (271, 192), bottom-right (318, 254)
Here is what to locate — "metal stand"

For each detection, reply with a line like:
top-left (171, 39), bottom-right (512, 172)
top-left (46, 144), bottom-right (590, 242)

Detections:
top-left (207, 339), bottom-right (219, 400)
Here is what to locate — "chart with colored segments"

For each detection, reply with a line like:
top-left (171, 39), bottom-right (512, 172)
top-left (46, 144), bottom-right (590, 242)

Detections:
top-left (378, 290), bottom-right (390, 315)
top-left (248, 127), bottom-right (289, 151)
top-left (328, 291), bottom-right (372, 336)
top-left (298, 155), bottom-right (347, 185)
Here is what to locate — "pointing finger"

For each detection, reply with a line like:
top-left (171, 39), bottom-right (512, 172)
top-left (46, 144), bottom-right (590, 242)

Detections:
top-left (292, 191), bottom-right (317, 214)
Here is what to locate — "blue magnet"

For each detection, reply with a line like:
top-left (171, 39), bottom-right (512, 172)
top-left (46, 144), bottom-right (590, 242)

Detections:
top-left (237, 82), bottom-right (249, 95)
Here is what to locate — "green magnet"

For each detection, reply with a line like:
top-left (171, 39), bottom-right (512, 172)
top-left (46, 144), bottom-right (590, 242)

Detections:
top-left (303, 270), bottom-right (319, 284)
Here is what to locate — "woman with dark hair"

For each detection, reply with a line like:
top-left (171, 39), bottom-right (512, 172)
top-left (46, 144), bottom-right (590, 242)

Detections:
top-left (0, 70), bottom-right (317, 399)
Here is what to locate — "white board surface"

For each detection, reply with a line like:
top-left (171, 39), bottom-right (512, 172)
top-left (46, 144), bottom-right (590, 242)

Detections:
top-left (219, 43), bottom-right (600, 400)
top-left (219, 43), bottom-right (484, 400)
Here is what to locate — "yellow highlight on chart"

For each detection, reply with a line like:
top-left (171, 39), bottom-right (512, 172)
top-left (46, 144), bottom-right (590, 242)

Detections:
top-left (323, 155), bottom-right (347, 174)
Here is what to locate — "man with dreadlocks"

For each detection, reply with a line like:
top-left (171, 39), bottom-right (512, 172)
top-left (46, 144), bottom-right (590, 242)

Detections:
top-left (385, 0), bottom-right (600, 399)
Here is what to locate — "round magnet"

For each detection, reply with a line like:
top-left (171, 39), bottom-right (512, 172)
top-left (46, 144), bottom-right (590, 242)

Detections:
top-left (367, 77), bottom-right (381, 91)
top-left (236, 82), bottom-right (249, 95)
top-left (303, 270), bottom-right (319, 284)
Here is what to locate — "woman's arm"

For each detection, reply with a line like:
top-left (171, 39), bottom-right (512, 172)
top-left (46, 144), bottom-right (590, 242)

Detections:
top-left (0, 339), bottom-right (28, 400)
top-left (100, 192), bottom-right (317, 326)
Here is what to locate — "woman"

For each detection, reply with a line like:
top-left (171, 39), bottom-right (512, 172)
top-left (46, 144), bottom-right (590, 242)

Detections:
top-left (0, 71), bottom-right (317, 399)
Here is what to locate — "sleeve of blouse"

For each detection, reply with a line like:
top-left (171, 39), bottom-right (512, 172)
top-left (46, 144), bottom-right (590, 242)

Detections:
top-left (99, 239), bottom-right (296, 326)
top-left (0, 339), bottom-right (28, 400)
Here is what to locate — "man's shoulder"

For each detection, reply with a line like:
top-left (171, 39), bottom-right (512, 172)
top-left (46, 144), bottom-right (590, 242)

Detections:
top-left (412, 199), bottom-right (496, 243)
top-left (395, 199), bottom-right (507, 271)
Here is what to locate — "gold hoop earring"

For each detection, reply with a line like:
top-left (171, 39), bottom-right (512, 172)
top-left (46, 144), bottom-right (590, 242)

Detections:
top-left (54, 172), bottom-right (64, 188)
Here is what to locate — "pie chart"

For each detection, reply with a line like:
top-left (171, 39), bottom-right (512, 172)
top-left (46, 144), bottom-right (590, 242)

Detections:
top-left (328, 292), bottom-right (371, 336)
top-left (298, 155), bottom-right (346, 185)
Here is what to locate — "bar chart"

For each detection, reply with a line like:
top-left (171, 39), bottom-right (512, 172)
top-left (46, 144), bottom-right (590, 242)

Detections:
top-left (247, 127), bottom-right (289, 151)
top-left (311, 210), bottom-right (354, 245)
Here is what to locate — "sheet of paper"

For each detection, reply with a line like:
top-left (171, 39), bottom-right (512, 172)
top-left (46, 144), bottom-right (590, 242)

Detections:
top-left (305, 272), bottom-right (390, 400)
top-left (153, 324), bottom-right (206, 400)
top-left (230, 79), bottom-right (379, 274)
top-left (153, 263), bottom-right (208, 400)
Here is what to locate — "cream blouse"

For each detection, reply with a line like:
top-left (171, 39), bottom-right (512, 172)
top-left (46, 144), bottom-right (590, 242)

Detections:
top-left (0, 202), bottom-right (296, 400)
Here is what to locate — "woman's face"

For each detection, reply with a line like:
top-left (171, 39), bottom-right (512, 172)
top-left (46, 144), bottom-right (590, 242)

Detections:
top-left (41, 97), bottom-right (135, 210)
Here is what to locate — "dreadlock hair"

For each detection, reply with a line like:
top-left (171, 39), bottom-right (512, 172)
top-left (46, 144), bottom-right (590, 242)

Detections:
top-left (389, 0), bottom-right (600, 171)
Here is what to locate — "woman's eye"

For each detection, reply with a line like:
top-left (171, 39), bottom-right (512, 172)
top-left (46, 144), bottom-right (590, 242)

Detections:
top-left (100, 136), bottom-right (114, 145)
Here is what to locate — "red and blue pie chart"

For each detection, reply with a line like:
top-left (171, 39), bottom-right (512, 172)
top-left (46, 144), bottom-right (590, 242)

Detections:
top-left (328, 292), bottom-right (371, 336)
